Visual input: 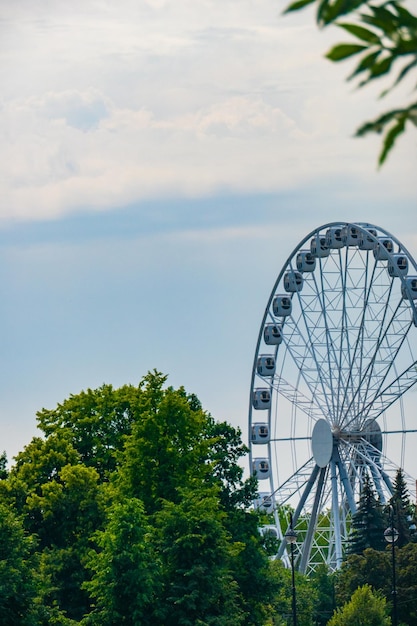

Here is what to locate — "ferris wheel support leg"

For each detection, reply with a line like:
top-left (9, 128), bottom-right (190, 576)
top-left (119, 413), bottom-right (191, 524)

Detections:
top-left (380, 467), bottom-right (394, 496)
top-left (369, 462), bottom-right (387, 504)
top-left (333, 446), bottom-right (357, 515)
top-left (299, 466), bottom-right (327, 574)
top-left (330, 458), bottom-right (343, 570)
top-left (276, 464), bottom-right (321, 561)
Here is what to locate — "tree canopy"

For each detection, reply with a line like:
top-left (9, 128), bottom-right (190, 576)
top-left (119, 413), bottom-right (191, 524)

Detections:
top-left (328, 584), bottom-right (391, 626)
top-left (348, 473), bottom-right (387, 554)
top-left (0, 371), bottom-right (281, 625)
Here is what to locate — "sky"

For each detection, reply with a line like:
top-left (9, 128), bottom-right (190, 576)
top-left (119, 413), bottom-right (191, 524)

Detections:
top-left (1, 0), bottom-right (416, 479)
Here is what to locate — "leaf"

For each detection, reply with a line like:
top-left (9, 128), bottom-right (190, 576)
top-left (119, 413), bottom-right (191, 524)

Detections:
top-left (348, 50), bottom-right (381, 80)
top-left (355, 109), bottom-right (403, 136)
top-left (355, 102), bottom-right (417, 165)
top-left (361, 6), bottom-right (399, 35)
top-left (318, 0), bottom-right (366, 26)
top-left (370, 55), bottom-right (394, 78)
top-left (394, 4), bottom-right (417, 29)
top-left (337, 22), bottom-right (381, 43)
top-left (326, 43), bottom-right (368, 61)
top-left (379, 59), bottom-right (417, 97)
top-left (283, 0), bottom-right (316, 14)
top-left (378, 116), bottom-right (406, 165)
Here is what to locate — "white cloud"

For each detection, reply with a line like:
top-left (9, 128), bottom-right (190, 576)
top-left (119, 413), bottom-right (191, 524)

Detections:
top-left (0, 0), bottom-right (416, 224)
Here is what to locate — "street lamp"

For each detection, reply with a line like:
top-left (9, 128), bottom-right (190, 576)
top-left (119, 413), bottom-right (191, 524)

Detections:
top-left (285, 514), bottom-right (298, 626)
top-left (384, 508), bottom-right (399, 626)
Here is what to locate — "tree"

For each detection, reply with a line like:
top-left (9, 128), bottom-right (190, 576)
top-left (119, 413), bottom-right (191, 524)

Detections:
top-left (153, 485), bottom-right (245, 626)
top-left (36, 383), bottom-right (138, 480)
top-left (0, 503), bottom-right (38, 625)
top-left (310, 564), bottom-right (336, 626)
top-left (334, 548), bottom-right (391, 605)
top-left (396, 542), bottom-right (417, 626)
top-left (0, 452), bottom-right (8, 480)
top-left (349, 474), bottom-right (387, 554)
top-left (389, 467), bottom-right (416, 547)
top-left (28, 464), bottom-right (102, 622)
top-left (83, 498), bottom-right (159, 626)
top-left (0, 372), bottom-right (278, 623)
top-left (328, 584), bottom-right (391, 626)
top-left (267, 559), bottom-right (318, 626)
top-left (335, 543), bottom-right (417, 625)
top-left (284, 0), bottom-right (417, 165)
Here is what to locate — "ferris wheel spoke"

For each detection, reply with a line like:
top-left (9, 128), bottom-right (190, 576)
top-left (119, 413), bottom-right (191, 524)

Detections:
top-left (341, 303), bottom-right (414, 427)
top-left (283, 296), bottom-right (334, 418)
top-left (310, 264), bottom-right (340, 418)
top-left (337, 252), bottom-right (381, 422)
top-left (345, 354), bottom-right (417, 427)
top-left (269, 374), bottom-right (326, 422)
top-left (348, 269), bottom-right (396, 413)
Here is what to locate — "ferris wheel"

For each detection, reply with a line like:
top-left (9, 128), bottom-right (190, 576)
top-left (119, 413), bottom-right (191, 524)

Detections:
top-left (249, 222), bottom-right (417, 574)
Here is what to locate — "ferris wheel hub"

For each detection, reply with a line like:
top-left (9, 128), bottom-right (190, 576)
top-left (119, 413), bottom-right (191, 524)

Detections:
top-left (312, 419), bottom-right (333, 468)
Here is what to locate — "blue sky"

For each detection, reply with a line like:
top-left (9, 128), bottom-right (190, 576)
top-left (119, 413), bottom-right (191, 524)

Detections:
top-left (1, 0), bottom-right (416, 477)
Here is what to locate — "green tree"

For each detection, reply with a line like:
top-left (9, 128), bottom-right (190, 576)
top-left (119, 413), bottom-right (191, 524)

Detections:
top-left (284, 0), bottom-right (417, 165)
top-left (396, 542), bottom-right (417, 626)
top-left (335, 548), bottom-right (391, 605)
top-left (0, 434), bottom-right (104, 622)
top-left (36, 383), bottom-right (138, 480)
top-left (29, 464), bottom-right (102, 622)
top-left (328, 584), bottom-right (391, 625)
top-left (225, 506), bottom-right (278, 625)
top-left (268, 559), bottom-right (317, 626)
top-left (153, 485), bottom-right (245, 626)
top-left (349, 474), bottom-right (387, 554)
top-left (0, 452), bottom-right (8, 480)
top-left (310, 564), bottom-right (336, 626)
top-left (83, 498), bottom-right (158, 626)
top-left (117, 372), bottom-right (212, 514)
top-left (0, 502), bottom-right (37, 625)
top-left (389, 468), bottom-right (416, 547)
top-left (205, 420), bottom-right (257, 509)
top-left (0, 372), bottom-right (278, 624)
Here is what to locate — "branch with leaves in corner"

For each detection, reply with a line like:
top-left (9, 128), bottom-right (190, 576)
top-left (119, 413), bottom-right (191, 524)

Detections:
top-left (284, 0), bottom-right (417, 165)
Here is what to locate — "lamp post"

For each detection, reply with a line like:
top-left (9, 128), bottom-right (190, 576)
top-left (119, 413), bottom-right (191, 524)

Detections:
top-left (384, 508), bottom-right (399, 626)
top-left (285, 514), bottom-right (298, 626)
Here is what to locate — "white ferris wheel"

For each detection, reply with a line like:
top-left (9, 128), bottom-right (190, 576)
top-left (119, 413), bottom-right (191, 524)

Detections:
top-left (248, 222), bottom-right (417, 574)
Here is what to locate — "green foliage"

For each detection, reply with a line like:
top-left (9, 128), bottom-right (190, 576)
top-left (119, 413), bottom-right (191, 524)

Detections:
top-left (0, 371), bottom-right (277, 624)
top-left (328, 584), bottom-right (391, 625)
top-left (36, 383), bottom-right (138, 480)
top-left (0, 503), bottom-right (37, 625)
top-left (267, 559), bottom-right (318, 626)
top-left (0, 452), bottom-right (8, 480)
top-left (283, 0), bottom-right (417, 164)
top-left (83, 498), bottom-right (158, 625)
top-left (154, 485), bottom-right (245, 626)
top-left (117, 372), bottom-right (213, 513)
top-left (335, 548), bottom-right (391, 605)
top-left (396, 542), bottom-right (417, 625)
top-left (310, 564), bottom-right (336, 625)
top-left (349, 474), bottom-right (387, 554)
top-left (389, 468), bottom-right (416, 547)
top-left (225, 508), bottom-right (278, 625)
